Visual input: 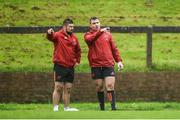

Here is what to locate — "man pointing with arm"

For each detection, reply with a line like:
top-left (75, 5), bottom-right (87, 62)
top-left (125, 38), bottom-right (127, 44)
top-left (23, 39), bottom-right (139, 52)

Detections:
top-left (84, 17), bottom-right (123, 111)
top-left (47, 18), bottom-right (81, 112)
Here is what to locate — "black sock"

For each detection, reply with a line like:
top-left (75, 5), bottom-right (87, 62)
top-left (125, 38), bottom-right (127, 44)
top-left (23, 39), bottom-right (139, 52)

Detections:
top-left (97, 92), bottom-right (105, 110)
top-left (107, 90), bottom-right (116, 110)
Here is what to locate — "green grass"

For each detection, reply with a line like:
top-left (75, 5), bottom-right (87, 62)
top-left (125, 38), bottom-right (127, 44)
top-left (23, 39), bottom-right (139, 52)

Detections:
top-left (0, 33), bottom-right (179, 72)
top-left (0, 102), bottom-right (180, 119)
top-left (0, 0), bottom-right (180, 72)
top-left (0, 0), bottom-right (180, 26)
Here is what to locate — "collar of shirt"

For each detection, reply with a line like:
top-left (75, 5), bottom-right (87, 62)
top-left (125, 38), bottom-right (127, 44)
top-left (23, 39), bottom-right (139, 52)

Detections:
top-left (59, 29), bottom-right (74, 38)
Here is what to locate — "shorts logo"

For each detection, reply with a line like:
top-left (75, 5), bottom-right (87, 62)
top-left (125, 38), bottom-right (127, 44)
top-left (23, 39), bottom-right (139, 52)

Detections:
top-left (56, 75), bottom-right (61, 81)
top-left (91, 73), bottom-right (95, 77)
top-left (110, 72), bottom-right (115, 75)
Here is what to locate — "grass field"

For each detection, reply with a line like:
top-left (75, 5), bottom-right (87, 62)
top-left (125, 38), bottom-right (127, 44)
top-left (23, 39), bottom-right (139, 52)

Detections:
top-left (0, 33), bottom-right (179, 72)
top-left (0, 0), bottom-right (180, 26)
top-left (0, 102), bottom-right (180, 119)
top-left (0, 0), bottom-right (180, 72)
top-left (0, 1), bottom-right (180, 119)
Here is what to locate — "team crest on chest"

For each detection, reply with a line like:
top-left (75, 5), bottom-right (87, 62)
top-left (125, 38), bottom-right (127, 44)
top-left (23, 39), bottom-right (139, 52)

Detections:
top-left (64, 36), bottom-right (68, 40)
top-left (72, 39), bottom-right (76, 45)
top-left (102, 34), bottom-right (109, 41)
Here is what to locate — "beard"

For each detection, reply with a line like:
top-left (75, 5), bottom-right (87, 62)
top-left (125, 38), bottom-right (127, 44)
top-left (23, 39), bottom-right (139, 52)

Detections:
top-left (66, 31), bottom-right (73, 35)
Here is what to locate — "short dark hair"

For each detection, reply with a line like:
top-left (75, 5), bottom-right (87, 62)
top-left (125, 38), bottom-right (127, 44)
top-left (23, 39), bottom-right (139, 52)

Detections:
top-left (63, 18), bottom-right (73, 25)
top-left (89, 16), bottom-right (99, 23)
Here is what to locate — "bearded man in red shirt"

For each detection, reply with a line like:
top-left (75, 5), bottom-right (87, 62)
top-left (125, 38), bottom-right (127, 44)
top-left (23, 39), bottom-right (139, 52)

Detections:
top-left (47, 18), bottom-right (81, 112)
top-left (84, 17), bottom-right (123, 111)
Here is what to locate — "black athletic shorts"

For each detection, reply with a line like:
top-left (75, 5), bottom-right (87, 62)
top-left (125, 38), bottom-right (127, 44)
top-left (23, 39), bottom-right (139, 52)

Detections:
top-left (91, 67), bottom-right (115, 80)
top-left (54, 63), bottom-right (74, 83)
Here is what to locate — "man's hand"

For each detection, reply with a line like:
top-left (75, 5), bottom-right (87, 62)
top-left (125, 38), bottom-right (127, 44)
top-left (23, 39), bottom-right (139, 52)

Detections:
top-left (100, 27), bottom-right (110, 32)
top-left (117, 61), bottom-right (123, 71)
top-left (74, 63), bottom-right (79, 68)
top-left (47, 28), bottom-right (54, 35)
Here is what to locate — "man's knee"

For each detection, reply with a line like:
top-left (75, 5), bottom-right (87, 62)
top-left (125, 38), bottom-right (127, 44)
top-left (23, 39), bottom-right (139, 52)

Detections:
top-left (107, 83), bottom-right (114, 90)
top-left (55, 84), bottom-right (63, 93)
top-left (64, 83), bottom-right (73, 93)
top-left (66, 86), bottom-right (72, 93)
top-left (96, 84), bottom-right (103, 91)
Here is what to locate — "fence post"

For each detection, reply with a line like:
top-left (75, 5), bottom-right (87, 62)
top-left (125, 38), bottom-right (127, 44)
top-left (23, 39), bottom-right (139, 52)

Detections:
top-left (146, 26), bottom-right (153, 68)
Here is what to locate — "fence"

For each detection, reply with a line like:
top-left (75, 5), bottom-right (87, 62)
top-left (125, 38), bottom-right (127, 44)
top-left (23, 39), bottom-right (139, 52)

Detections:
top-left (0, 26), bottom-right (180, 68)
